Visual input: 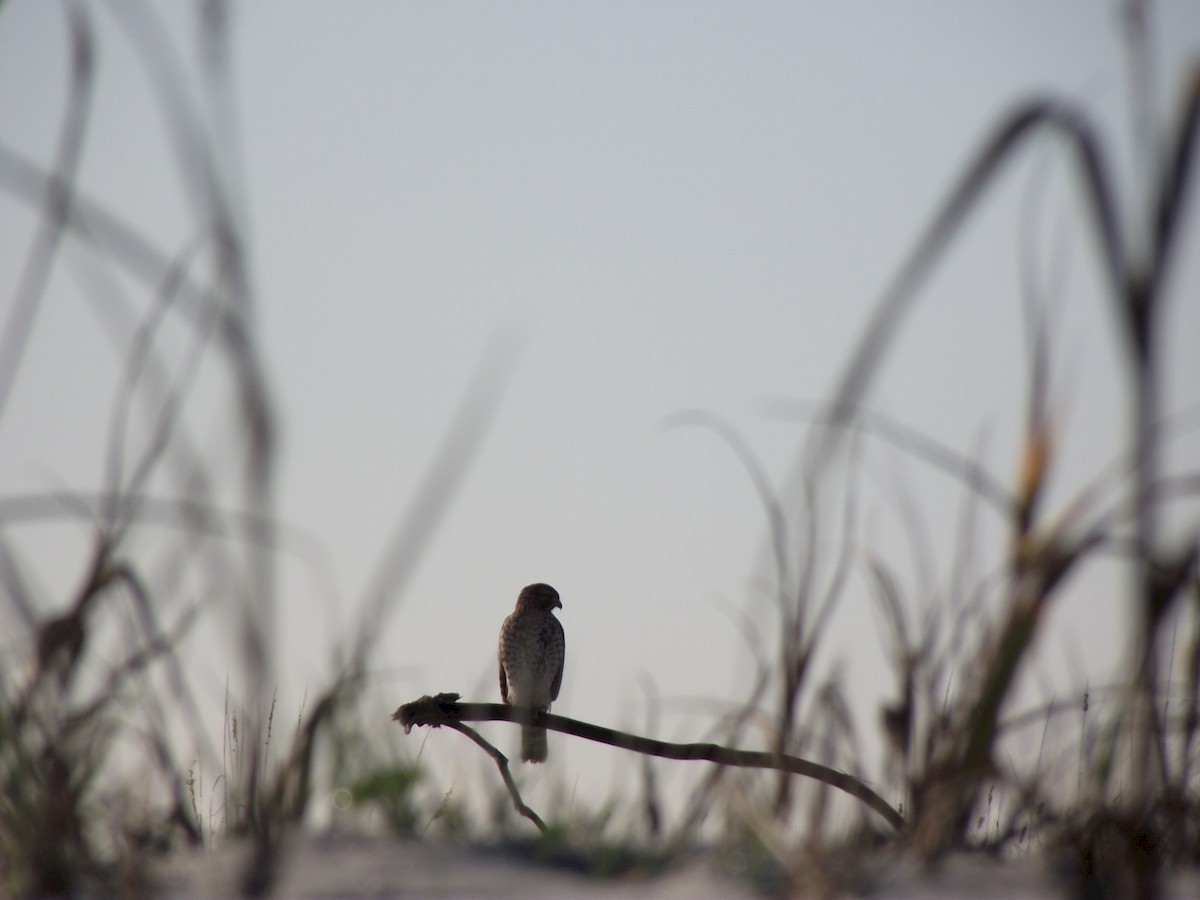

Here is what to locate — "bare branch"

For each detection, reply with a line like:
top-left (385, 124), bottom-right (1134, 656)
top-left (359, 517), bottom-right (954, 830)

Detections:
top-left (393, 694), bottom-right (904, 831)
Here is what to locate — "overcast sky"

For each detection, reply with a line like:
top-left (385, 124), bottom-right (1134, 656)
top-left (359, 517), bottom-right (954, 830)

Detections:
top-left (2, 2), bottom-right (1199, 821)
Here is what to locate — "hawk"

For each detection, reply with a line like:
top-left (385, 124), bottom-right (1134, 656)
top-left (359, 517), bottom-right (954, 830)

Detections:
top-left (498, 583), bottom-right (565, 763)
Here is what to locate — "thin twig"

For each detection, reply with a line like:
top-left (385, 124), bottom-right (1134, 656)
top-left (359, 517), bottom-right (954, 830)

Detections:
top-left (443, 721), bottom-right (548, 833)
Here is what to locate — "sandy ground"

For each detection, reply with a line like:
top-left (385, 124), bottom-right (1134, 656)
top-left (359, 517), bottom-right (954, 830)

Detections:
top-left (155, 833), bottom-right (756, 898)
top-left (154, 833), bottom-right (1200, 898)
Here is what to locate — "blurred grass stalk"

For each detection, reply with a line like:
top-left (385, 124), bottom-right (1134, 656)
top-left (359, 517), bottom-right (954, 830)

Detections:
top-left (666, 2), bottom-right (1200, 885)
top-left (786, 0), bottom-right (1200, 869)
top-left (0, 2), bottom-right (516, 894)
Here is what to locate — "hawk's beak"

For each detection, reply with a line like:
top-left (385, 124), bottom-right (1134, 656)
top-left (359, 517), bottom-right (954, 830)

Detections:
top-left (554, 599), bottom-right (563, 609)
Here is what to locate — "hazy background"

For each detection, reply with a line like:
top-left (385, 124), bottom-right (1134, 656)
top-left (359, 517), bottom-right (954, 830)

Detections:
top-left (2, 1), bottom-right (1199, 822)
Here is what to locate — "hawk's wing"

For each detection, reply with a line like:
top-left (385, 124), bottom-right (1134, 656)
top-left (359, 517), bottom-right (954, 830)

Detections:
top-left (548, 617), bottom-right (565, 702)
top-left (498, 649), bottom-right (510, 704)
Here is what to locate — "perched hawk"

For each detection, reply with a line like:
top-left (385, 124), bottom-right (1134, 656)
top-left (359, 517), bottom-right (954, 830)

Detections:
top-left (498, 583), bottom-right (565, 763)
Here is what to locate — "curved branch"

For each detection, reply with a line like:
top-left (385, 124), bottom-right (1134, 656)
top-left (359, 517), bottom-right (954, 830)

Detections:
top-left (393, 693), bottom-right (904, 831)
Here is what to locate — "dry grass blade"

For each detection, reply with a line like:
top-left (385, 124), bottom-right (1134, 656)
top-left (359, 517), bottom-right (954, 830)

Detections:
top-left (1148, 66), bottom-right (1200, 302)
top-left (811, 98), bottom-right (1125, 476)
top-left (0, 142), bottom-right (217, 330)
top-left (666, 409), bottom-right (862, 818)
top-left (770, 400), bottom-right (1015, 519)
top-left (0, 2), bottom-right (94, 428)
top-left (665, 411), bottom-right (793, 596)
top-left (352, 332), bottom-right (523, 667)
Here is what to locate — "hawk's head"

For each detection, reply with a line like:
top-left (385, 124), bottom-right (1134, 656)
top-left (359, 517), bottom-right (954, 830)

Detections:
top-left (516, 583), bottom-right (562, 612)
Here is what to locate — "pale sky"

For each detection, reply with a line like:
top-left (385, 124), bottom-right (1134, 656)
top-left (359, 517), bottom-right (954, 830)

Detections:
top-left (2, 2), bottom-right (1199, 823)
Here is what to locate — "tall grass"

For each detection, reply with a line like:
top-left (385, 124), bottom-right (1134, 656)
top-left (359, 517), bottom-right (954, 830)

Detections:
top-left (675, 4), bottom-right (1200, 893)
top-left (0, 3), bottom-right (514, 894)
top-left (0, 1), bottom-right (279, 891)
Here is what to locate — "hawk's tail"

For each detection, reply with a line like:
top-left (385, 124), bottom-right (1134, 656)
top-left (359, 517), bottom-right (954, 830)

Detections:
top-left (521, 725), bottom-right (548, 763)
